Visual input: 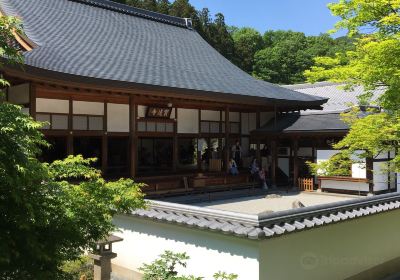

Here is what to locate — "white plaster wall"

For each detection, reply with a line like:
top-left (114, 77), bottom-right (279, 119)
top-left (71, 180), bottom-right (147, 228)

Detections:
top-left (112, 215), bottom-right (260, 280)
top-left (138, 105), bottom-right (146, 118)
top-left (36, 98), bottom-right (69, 114)
top-left (352, 162), bottom-right (366, 179)
top-left (260, 210), bottom-right (400, 280)
top-left (320, 180), bottom-right (369, 192)
top-left (373, 162), bottom-right (390, 192)
top-left (397, 173), bottom-right (400, 192)
top-left (177, 108), bottom-right (198, 134)
top-left (8, 83), bottom-right (30, 104)
top-left (107, 103), bottom-right (129, 132)
top-left (73, 101), bottom-right (104, 115)
top-left (229, 112), bottom-right (240, 122)
top-left (278, 158), bottom-right (289, 176)
top-left (316, 150), bottom-right (339, 163)
top-left (201, 110), bottom-right (220, 121)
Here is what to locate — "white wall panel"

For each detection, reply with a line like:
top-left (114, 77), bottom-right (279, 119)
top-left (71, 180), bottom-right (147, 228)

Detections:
top-left (8, 83), bottom-right (30, 104)
top-left (352, 162), bottom-right (366, 179)
top-left (107, 103), bottom-right (129, 132)
top-left (113, 215), bottom-right (259, 280)
top-left (36, 98), bottom-right (69, 114)
top-left (229, 112), bottom-right (240, 122)
top-left (73, 101), bottom-right (104, 115)
top-left (138, 105), bottom-right (146, 118)
top-left (373, 162), bottom-right (389, 192)
top-left (201, 110), bottom-right (220, 121)
top-left (320, 179), bottom-right (369, 192)
top-left (178, 108), bottom-right (198, 133)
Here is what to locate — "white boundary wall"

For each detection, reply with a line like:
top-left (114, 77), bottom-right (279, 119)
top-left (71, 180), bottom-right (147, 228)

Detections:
top-left (112, 215), bottom-right (260, 280)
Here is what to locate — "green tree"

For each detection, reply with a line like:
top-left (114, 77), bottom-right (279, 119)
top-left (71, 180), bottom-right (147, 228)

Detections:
top-left (253, 31), bottom-right (310, 84)
top-left (254, 30), bottom-right (355, 84)
top-left (0, 15), bottom-right (146, 279)
top-left (305, 0), bottom-right (400, 171)
top-left (140, 251), bottom-right (238, 280)
top-left (231, 27), bottom-right (263, 73)
top-left (307, 150), bottom-right (352, 176)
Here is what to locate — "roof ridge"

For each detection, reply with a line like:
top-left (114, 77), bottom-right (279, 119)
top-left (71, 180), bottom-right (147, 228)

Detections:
top-left (282, 81), bottom-right (344, 90)
top-left (68, 0), bottom-right (190, 28)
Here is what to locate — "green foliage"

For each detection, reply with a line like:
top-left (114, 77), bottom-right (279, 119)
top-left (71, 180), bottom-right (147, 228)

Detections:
top-left (213, 271), bottom-right (238, 280)
top-left (140, 251), bottom-right (238, 280)
top-left (307, 150), bottom-right (352, 177)
top-left (61, 256), bottom-right (93, 280)
top-left (0, 16), bottom-right (23, 83)
top-left (0, 18), bottom-right (147, 277)
top-left (0, 121), bottom-right (146, 278)
top-left (305, 0), bottom-right (400, 171)
top-left (231, 27), bottom-right (263, 73)
top-left (253, 30), bottom-right (354, 84)
top-left (140, 251), bottom-right (198, 280)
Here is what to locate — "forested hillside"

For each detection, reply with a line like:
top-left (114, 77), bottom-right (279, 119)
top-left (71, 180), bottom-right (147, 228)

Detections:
top-left (112, 0), bottom-right (354, 84)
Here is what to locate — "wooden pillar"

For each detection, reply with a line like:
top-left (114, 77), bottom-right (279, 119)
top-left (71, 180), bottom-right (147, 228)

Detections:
top-left (255, 111), bottom-right (261, 165)
top-left (271, 140), bottom-right (277, 187)
top-left (366, 157), bottom-right (374, 195)
top-left (198, 109), bottom-right (202, 171)
top-left (224, 106), bottom-right (230, 173)
top-left (29, 83), bottom-right (36, 120)
top-left (102, 102), bottom-right (108, 175)
top-left (67, 97), bottom-right (73, 155)
top-left (293, 137), bottom-right (299, 189)
top-left (256, 139), bottom-right (261, 166)
top-left (173, 108), bottom-right (178, 172)
top-left (129, 96), bottom-right (137, 178)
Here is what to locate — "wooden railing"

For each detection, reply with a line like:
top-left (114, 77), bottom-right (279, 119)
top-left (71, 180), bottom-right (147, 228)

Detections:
top-left (298, 178), bottom-right (314, 192)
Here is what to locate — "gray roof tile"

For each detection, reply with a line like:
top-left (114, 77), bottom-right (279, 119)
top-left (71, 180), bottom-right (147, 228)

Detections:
top-left (282, 82), bottom-right (384, 113)
top-left (1, 0), bottom-right (327, 106)
top-left (127, 193), bottom-right (400, 240)
top-left (252, 111), bottom-right (349, 134)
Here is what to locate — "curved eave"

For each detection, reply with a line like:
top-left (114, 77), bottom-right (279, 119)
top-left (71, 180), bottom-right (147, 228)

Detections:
top-left (2, 63), bottom-right (328, 109)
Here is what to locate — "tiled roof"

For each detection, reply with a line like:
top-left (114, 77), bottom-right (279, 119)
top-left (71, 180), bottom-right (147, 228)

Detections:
top-left (282, 82), bottom-right (384, 113)
top-left (131, 193), bottom-right (400, 240)
top-left (252, 111), bottom-right (349, 134)
top-left (0, 0), bottom-right (327, 107)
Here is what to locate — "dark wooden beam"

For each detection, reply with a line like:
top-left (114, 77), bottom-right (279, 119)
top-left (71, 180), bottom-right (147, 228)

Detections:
top-left (67, 97), bottom-right (73, 155)
top-left (29, 83), bottom-right (36, 119)
top-left (366, 157), bottom-right (374, 194)
top-left (172, 107), bottom-right (178, 172)
top-left (129, 96), bottom-right (137, 178)
top-left (271, 140), bottom-right (277, 187)
top-left (102, 102), bottom-right (108, 175)
top-left (292, 137), bottom-right (299, 189)
top-left (224, 106), bottom-right (230, 173)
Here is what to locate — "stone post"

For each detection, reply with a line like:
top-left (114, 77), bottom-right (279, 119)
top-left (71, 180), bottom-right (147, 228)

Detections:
top-left (89, 235), bottom-right (123, 280)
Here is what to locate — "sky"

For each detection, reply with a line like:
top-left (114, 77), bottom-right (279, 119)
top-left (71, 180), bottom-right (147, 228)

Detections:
top-left (189, 0), bottom-right (346, 37)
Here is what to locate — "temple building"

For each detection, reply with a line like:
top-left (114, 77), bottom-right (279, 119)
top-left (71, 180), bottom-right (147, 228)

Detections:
top-left (3, 1), bottom-right (400, 280)
top-left (1, 0), bottom-right (326, 187)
